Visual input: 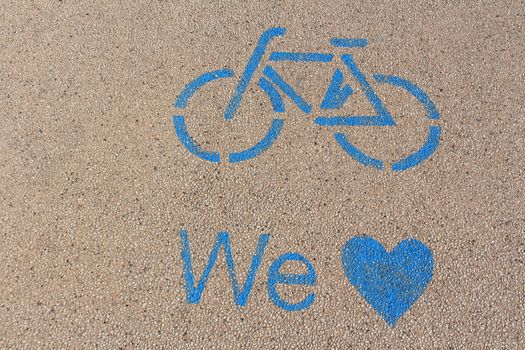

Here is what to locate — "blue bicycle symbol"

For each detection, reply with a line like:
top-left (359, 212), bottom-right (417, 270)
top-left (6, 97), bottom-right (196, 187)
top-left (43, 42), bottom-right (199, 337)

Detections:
top-left (173, 27), bottom-right (441, 171)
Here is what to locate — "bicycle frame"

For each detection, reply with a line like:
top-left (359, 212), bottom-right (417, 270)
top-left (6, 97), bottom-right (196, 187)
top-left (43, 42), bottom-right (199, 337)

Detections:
top-left (223, 27), bottom-right (396, 127)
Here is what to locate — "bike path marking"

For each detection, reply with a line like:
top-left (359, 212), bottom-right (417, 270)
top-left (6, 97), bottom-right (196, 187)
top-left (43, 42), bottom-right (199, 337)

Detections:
top-left (172, 27), bottom-right (442, 170)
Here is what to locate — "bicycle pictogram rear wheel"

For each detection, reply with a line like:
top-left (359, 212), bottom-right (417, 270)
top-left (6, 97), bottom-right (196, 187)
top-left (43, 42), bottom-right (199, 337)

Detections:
top-left (172, 68), bottom-right (285, 163)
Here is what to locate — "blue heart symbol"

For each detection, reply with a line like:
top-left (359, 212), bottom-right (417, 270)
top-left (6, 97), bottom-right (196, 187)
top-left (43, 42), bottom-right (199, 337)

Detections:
top-left (341, 236), bottom-right (434, 326)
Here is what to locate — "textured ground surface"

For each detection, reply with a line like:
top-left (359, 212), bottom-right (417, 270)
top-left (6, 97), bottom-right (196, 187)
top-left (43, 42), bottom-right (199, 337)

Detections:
top-left (1, 0), bottom-right (524, 348)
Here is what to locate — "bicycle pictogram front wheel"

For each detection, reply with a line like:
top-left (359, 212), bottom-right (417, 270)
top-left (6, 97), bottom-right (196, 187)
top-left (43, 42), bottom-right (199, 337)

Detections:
top-left (316, 74), bottom-right (441, 172)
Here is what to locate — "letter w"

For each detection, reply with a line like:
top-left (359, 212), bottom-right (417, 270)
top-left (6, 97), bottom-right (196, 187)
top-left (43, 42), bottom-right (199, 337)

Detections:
top-left (179, 230), bottom-right (269, 306)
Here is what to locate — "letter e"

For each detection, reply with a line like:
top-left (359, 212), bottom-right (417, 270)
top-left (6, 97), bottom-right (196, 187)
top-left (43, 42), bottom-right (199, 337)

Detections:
top-left (267, 252), bottom-right (317, 311)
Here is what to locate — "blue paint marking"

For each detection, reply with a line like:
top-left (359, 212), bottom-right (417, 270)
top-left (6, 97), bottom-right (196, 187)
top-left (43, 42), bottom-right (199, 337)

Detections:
top-left (373, 74), bottom-right (440, 120)
top-left (175, 69), bottom-right (234, 109)
top-left (330, 38), bottom-right (368, 48)
top-left (172, 27), bottom-right (442, 169)
top-left (224, 27), bottom-right (286, 120)
top-left (339, 54), bottom-right (396, 126)
top-left (269, 52), bottom-right (333, 62)
top-left (392, 125), bottom-right (441, 171)
top-left (258, 77), bottom-right (285, 112)
top-left (263, 66), bottom-right (312, 113)
top-left (229, 119), bottom-right (284, 163)
top-left (334, 133), bottom-right (384, 170)
top-left (320, 68), bottom-right (354, 110)
top-left (315, 116), bottom-right (392, 126)
top-left (341, 236), bottom-right (434, 326)
top-left (179, 230), bottom-right (269, 306)
top-left (173, 115), bottom-right (220, 162)
top-left (267, 252), bottom-right (317, 311)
